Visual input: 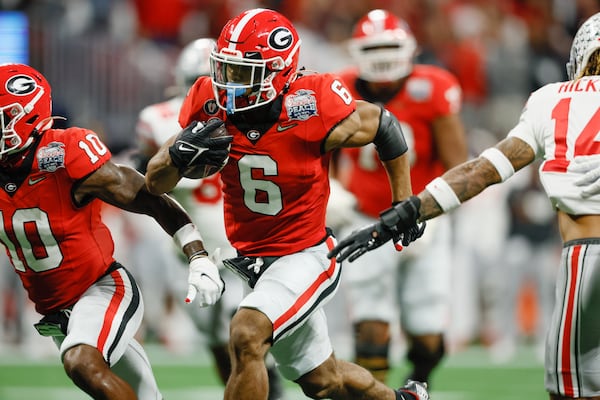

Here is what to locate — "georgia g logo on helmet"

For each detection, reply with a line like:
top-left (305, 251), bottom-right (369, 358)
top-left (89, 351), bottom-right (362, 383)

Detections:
top-left (6, 75), bottom-right (37, 96)
top-left (268, 27), bottom-right (293, 51)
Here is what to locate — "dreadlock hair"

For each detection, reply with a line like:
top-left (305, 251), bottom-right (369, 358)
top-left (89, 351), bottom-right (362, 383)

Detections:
top-left (580, 48), bottom-right (600, 78)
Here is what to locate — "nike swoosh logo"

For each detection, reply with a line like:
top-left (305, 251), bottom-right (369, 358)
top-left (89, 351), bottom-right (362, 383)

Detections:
top-left (28, 176), bottom-right (47, 185)
top-left (177, 143), bottom-right (196, 152)
top-left (276, 123), bottom-right (298, 132)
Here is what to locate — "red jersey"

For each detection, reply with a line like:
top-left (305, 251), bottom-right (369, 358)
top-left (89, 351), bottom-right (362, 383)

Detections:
top-left (0, 128), bottom-right (114, 314)
top-left (337, 65), bottom-right (462, 217)
top-left (180, 74), bottom-right (355, 256)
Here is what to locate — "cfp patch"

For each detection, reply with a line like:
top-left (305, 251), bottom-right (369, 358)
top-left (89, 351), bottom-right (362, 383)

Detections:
top-left (37, 141), bottom-right (66, 172)
top-left (284, 89), bottom-right (318, 121)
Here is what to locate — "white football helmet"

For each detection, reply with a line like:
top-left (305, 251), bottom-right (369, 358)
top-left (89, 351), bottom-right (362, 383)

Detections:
top-left (175, 38), bottom-right (216, 95)
top-left (566, 12), bottom-right (600, 80)
top-left (348, 9), bottom-right (417, 82)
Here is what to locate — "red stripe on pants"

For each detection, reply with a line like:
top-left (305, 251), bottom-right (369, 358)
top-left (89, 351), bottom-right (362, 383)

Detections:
top-left (561, 245), bottom-right (581, 397)
top-left (97, 270), bottom-right (125, 354)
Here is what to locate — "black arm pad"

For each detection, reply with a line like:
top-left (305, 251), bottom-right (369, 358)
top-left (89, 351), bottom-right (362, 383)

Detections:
top-left (373, 108), bottom-right (408, 161)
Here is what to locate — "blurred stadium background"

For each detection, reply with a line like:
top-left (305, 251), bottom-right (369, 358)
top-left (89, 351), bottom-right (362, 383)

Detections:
top-left (0, 0), bottom-right (596, 399)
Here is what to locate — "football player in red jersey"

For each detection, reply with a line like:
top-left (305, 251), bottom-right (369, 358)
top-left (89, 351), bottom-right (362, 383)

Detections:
top-left (135, 37), bottom-right (285, 399)
top-left (145, 7), bottom-right (429, 400)
top-left (329, 11), bottom-right (600, 400)
top-left (0, 63), bottom-right (224, 400)
top-left (330, 9), bottom-right (468, 385)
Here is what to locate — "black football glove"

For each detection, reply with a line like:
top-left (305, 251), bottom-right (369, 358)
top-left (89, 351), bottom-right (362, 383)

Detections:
top-left (168, 119), bottom-right (233, 170)
top-left (327, 196), bottom-right (425, 263)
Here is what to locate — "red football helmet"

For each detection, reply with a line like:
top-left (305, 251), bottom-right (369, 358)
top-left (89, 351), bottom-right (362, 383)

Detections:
top-left (0, 63), bottom-right (52, 159)
top-left (210, 8), bottom-right (301, 114)
top-left (348, 9), bottom-right (417, 82)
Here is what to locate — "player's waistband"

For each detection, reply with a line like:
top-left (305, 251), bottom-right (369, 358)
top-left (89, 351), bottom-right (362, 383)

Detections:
top-left (95, 261), bottom-right (124, 283)
top-left (563, 238), bottom-right (600, 247)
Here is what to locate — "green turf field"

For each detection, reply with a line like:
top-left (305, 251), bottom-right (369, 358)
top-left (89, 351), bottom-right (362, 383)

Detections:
top-left (0, 343), bottom-right (547, 399)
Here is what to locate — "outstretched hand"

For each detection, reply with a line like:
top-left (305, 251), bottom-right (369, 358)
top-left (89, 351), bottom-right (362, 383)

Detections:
top-left (328, 221), bottom-right (394, 263)
top-left (327, 196), bottom-right (424, 263)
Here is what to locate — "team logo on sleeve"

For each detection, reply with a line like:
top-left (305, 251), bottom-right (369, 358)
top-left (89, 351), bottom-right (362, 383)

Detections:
top-left (37, 142), bottom-right (65, 172)
top-left (203, 99), bottom-right (219, 115)
top-left (284, 89), bottom-right (318, 122)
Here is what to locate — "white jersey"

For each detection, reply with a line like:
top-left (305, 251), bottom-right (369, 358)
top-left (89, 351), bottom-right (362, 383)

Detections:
top-left (508, 75), bottom-right (600, 215)
top-left (137, 96), bottom-right (184, 148)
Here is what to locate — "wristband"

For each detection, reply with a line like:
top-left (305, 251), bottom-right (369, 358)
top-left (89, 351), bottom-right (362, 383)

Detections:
top-left (188, 250), bottom-right (209, 262)
top-left (480, 147), bottom-right (515, 182)
top-left (173, 223), bottom-right (203, 249)
top-left (425, 177), bottom-right (461, 212)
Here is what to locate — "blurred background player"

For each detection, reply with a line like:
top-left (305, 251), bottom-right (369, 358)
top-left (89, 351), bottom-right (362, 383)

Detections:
top-left (134, 37), bottom-right (283, 398)
top-left (328, 9), bottom-right (468, 385)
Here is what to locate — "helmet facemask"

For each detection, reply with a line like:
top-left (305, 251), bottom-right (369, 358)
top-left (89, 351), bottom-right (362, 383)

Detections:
top-left (0, 64), bottom-right (53, 161)
top-left (0, 85), bottom-right (47, 159)
top-left (349, 40), bottom-right (416, 82)
top-left (0, 102), bottom-right (27, 156)
top-left (211, 47), bottom-right (294, 114)
top-left (211, 8), bottom-right (301, 115)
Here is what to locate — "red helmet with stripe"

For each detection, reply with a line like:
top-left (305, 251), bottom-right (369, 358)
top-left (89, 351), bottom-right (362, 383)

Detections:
top-left (0, 63), bottom-right (52, 159)
top-left (210, 8), bottom-right (301, 114)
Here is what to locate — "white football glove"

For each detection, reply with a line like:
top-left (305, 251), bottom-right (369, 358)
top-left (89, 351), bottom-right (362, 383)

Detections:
top-left (571, 155), bottom-right (600, 198)
top-left (185, 256), bottom-right (225, 307)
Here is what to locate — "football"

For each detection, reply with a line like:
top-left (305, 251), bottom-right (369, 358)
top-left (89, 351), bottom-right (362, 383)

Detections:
top-left (180, 122), bottom-right (230, 179)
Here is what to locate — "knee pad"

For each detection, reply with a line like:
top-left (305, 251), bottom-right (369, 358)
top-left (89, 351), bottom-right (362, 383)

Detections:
top-left (355, 342), bottom-right (390, 382)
